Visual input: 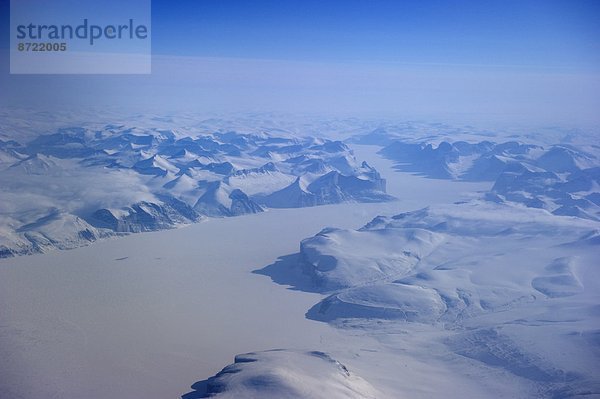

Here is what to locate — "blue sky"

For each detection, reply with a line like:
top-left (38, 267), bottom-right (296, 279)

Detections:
top-left (2, 0), bottom-right (597, 67)
top-left (1, 0), bottom-right (599, 126)
top-left (149, 0), bottom-right (600, 69)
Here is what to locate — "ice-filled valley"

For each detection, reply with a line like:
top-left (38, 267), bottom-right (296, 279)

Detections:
top-left (0, 113), bottom-right (598, 398)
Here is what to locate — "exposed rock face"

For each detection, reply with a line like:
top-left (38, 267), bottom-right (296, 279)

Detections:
top-left (229, 189), bottom-right (265, 216)
top-left (0, 211), bottom-right (108, 258)
top-left (379, 140), bottom-right (539, 181)
top-left (378, 138), bottom-right (600, 220)
top-left (89, 197), bottom-right (200, 233)
top-left (258, 163), bottom-right (393, 209)
top-left (193, 182), bottom-right (264, 217)
top-left (257, 177), bottom-right (318, 208)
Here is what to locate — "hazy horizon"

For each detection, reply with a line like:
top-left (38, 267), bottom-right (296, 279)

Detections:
top-left (1, 0), bottom-right (599, 127)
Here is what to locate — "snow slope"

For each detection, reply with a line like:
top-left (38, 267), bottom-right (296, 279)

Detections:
top-left (0, 120), bottom-right (394, 257)
top-left (0, 145), bottom-right (499, 399)
top-left (182, 350), bottom-right (378, 399)
top-left (2, 113), bottom-right (599, 398)
top-left (259, 201), bottom-right (600, 397)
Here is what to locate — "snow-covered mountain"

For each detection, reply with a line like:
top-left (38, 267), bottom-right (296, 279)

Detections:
top-left (0, 209), bottom-right (109, 257)
top-left (379, 139), bottom-right (543, 180)
top-left (182, 350), bottom-right (378, 399)
top-left (2, 113), bottom-right (599, 398)
top-left (489, 165), bottom-right (600, 220)
top-left (356, 128), bottom-right (600, 220)
top-left (257, 201), bottom-right (600, 397)
top-left (90, 196), bottom-right (201, 233)
top-left (257, 161), bottom-right (393, 208)
top-left (193, 181), bottom-right (264, 217)
top-left (299, 226), bottom-right (443, 291)
top-left (0, 122), bottom-right (393, 257)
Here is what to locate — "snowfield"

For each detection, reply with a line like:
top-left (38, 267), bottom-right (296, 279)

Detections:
top-left (260, 201), bottom-right (600, 397)
top-left (0, 114), bottom-right (599, 398)
top-left (182, 349), bottom-right (379, 399)
top-left (298, 226), bottom-right (445, 291)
